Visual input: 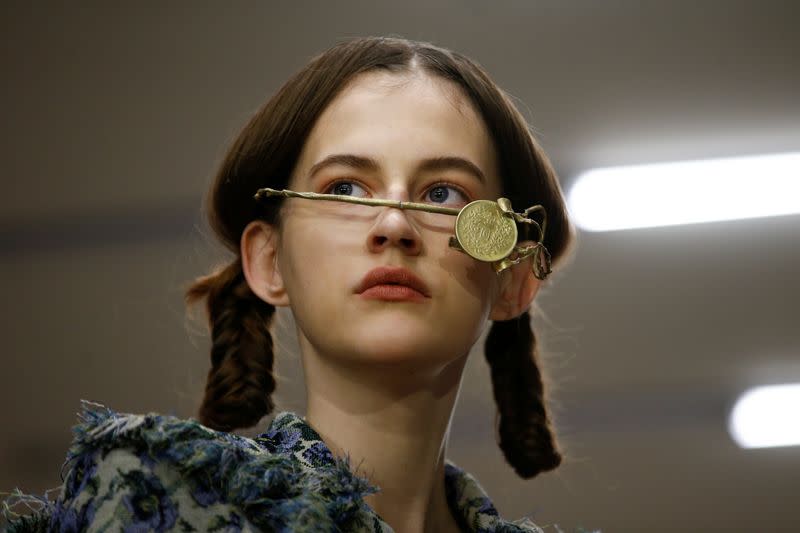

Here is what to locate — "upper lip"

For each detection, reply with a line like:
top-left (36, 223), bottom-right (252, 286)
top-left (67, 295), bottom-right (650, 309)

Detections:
top-left (355, 266), bottom-right (431, 297)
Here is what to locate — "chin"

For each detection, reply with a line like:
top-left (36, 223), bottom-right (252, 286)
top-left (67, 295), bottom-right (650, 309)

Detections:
top-left (341, 321), bottom-right (477, 368)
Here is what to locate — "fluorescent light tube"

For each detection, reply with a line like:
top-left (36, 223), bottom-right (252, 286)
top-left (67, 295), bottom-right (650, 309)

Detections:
top-left (567, 152), bottom-right (800, 231)
top-left (728, 383), bottom-right (800, 449)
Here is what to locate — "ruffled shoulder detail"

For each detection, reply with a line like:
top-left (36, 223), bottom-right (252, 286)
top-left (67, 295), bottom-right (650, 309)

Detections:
top-left (3, 400), bottom-right (379, 533)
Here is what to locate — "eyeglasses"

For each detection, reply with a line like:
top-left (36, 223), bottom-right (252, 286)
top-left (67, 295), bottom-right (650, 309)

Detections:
top-left (254, 187), bottom-right (552, 280)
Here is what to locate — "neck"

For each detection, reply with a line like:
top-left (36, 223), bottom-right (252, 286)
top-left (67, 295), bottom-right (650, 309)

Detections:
top-left (301, 343), bottom-right (468, 533)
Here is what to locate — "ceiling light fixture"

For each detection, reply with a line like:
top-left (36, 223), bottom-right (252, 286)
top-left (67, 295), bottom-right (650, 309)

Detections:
top-left (567, 152), bottom-right (800, 231)
top-left (728, 383), bottom-right (800, 449)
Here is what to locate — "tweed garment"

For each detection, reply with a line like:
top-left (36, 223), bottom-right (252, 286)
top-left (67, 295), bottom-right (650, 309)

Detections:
top-left (2, 402), bottom-right (545, 532)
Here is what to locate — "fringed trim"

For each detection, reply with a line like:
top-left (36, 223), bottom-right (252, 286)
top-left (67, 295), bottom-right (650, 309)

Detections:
top-left (5, 400), bottom-right (379, 533)
top-left (73, 400), bottom-right (378, 531)
top-left (1, 488), bottom-right (59, 533)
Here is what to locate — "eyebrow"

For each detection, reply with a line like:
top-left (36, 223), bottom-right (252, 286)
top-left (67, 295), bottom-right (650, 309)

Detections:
top-left (308, 154), bottom-right (379, 177)
top-left (308, 154), bottom-right (486, 183)
top-left (417, 156), bottom-right (486, 183)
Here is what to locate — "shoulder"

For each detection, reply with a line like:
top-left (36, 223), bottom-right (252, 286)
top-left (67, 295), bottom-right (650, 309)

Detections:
top-left (445, 461), bottom-right (547, 533)
top-left (60, 400), bottom-right (294, 487)
top-left (4, 401), bottom-right (376, 533)
top-left (4, 401), bottom-right (274, 532)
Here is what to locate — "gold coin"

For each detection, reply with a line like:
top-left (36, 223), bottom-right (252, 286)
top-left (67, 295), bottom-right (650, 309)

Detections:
top-left (454, 200), bottom-right (517, 262)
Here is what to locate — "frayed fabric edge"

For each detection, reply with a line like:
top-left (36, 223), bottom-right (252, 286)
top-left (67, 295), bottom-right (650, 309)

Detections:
top-left (4, 400), bottom-right (380, 533)
top-left (1, 488), bottom-right (59, 533)
top-left (2, 400), bottom-right (159, 532)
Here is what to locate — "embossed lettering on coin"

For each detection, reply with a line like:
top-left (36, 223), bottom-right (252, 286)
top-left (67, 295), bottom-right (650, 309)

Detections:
top-left (454, 200), bottom-right (517, 262)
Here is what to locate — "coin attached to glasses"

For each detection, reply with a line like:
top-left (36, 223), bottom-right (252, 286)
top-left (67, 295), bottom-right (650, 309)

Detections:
top-left (454, 200), bottom-right (518, 262)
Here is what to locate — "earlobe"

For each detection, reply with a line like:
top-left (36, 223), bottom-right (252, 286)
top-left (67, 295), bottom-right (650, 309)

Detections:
top-left (489, 252), bottom-right (542, 321)
top-left (241, 220), bottom-right (291, 307)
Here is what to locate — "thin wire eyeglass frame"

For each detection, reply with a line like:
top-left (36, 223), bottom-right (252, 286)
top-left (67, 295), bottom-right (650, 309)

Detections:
top-left (254, 187), bottom-right (552, 280)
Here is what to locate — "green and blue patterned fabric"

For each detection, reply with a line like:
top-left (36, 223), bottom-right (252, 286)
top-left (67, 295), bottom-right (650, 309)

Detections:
top-left (2, 401), bottom-right (545, 532)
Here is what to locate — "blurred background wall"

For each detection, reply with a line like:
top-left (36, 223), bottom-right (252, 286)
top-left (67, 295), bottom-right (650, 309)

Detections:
top-left (1, 1), bottom-right (798, 531)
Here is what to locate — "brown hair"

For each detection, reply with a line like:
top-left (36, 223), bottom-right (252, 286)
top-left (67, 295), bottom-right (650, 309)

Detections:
top-left (185, 36), bottom-right (574, 479)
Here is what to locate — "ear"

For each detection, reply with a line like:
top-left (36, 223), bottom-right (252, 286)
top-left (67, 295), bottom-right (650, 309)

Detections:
top-left (241, 220), bottom-right (290, 307)
top-left (489, 246), bottom-right (542, 321)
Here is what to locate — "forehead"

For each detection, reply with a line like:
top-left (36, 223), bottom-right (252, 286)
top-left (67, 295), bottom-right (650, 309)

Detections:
top-left (294, 70), bottom-right (499, 187)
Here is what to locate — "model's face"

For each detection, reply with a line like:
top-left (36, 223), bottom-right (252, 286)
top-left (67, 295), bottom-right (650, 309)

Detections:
top-left (276, 71), bottom-right (505, 368)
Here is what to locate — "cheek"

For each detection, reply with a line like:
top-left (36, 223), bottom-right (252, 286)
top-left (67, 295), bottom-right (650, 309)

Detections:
top-left (437, 250), bottom-right (500, 337)
top-left (277, 218), bottom-right (344, 321)
top-left (278, 223), bottom-right (331, 315)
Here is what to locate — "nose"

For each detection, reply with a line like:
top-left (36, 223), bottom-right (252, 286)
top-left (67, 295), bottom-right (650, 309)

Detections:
top-left (367, 207), bottom-right (423, 256)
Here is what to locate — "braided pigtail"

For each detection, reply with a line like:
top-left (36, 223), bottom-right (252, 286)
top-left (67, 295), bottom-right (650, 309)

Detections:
top-left (185, 258), bottom-right (276, 431)
top-left (484, 311), bottom-right (561, 478)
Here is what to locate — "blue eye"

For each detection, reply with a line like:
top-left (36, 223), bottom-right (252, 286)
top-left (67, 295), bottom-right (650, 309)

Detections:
top-left (426, 185), bottom-right (468, 206)
top-left (327, 181), bottom-right (368, 197)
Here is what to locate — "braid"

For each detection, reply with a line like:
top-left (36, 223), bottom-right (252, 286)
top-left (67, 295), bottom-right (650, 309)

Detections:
top-left (484, 310), bottom-right (561, 478)
top-left (185, 258), bottom-right (277, 431)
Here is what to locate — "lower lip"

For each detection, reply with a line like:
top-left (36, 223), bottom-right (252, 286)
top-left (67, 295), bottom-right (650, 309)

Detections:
top-left (359, 285), bottom-right (428, 302)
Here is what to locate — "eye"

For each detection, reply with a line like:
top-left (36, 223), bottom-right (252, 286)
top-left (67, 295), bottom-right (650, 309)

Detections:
top-left (425, 184), bottom-right (469, 206)
top-left (326, 180), bottom-right (368, 197)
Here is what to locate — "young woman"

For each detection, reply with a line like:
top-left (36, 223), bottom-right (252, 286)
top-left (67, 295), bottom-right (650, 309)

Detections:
top-left (3, 37), bottom-right (573, 532)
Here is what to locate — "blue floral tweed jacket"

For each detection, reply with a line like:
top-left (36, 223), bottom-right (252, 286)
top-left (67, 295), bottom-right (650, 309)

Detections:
top-left (3, 402), bottom-right (546, 532)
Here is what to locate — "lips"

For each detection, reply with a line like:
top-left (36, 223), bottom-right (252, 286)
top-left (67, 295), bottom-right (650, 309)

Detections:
top-left (355, 266), bottom-right (431, 300)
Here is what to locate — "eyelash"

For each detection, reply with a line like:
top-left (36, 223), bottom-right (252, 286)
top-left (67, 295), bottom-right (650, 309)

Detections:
top-left (321, 179), bottom-right (473, 202)
top-left (429, 181), bottom-right (472, 202)
top-left (322, 178), bottom-right (370, 196)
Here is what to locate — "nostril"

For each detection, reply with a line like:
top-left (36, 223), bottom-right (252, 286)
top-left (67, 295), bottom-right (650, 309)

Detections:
top-left (400, 238), bottom-right (416, 249)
